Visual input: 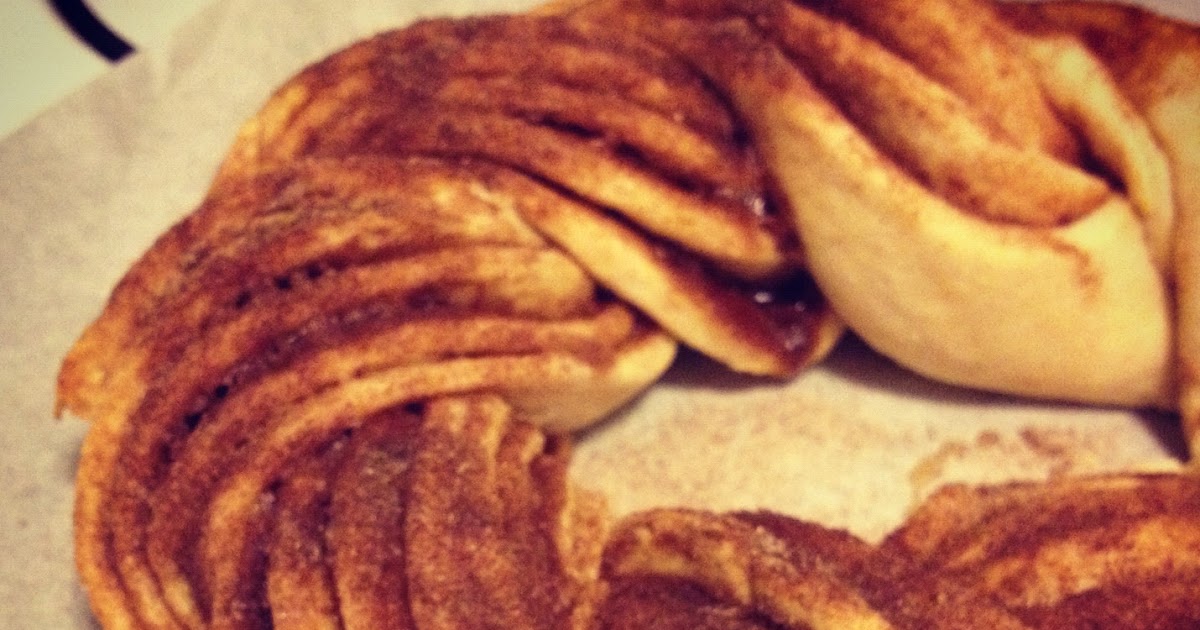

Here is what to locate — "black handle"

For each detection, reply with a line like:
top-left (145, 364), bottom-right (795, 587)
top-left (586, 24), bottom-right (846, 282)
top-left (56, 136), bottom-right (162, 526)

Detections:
top-left (48, 0), bottom-right (135, 63)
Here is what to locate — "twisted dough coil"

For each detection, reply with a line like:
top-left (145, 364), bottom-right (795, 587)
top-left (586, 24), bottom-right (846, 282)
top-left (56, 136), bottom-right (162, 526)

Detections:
top-left (572, 0), bottom-right (1183, 410)
top-left (55, 0), bottom-right (1200, 628)
top-left (601, 473), bottom-right (1200, 629)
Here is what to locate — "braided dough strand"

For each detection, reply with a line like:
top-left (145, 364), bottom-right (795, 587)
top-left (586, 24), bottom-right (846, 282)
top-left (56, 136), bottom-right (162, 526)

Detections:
top-left (56, 1), bottom-right (1200, 628)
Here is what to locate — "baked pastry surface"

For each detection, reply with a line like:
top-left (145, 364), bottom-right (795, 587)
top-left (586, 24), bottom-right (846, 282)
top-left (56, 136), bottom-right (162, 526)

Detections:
top-left (57, 0), bottom-right (1200, 627)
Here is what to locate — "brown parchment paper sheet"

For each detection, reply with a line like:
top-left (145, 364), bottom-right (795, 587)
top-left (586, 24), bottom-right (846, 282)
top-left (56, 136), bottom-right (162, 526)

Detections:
top-left (0, 0), bottom-right (1195, 627)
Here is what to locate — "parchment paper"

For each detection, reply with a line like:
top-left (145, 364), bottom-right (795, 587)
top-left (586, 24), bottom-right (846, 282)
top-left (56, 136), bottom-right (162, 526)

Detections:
top-left (1, 0), bottom-right (1195, 627)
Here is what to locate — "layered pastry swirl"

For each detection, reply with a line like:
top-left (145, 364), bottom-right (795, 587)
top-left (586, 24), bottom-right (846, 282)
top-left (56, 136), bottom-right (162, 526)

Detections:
top-left (56, 0), bottom-right (1200, 628)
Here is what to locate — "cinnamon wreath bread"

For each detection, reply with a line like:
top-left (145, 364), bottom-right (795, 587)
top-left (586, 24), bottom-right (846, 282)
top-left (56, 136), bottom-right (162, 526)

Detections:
top-left (56, 0), bottom-right (1200, 628)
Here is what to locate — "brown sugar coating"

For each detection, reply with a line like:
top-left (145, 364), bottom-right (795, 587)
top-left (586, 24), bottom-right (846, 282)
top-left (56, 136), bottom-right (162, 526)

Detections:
top-left (56, 1), bottom-right (1200, 628)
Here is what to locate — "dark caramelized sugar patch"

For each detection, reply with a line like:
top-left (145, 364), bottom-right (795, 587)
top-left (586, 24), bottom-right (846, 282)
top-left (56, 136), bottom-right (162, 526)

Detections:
top-left (745, 273), bottom-right (828, 353)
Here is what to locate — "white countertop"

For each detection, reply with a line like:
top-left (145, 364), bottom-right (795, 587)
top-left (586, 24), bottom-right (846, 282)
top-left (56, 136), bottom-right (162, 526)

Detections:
top-left (0, 0), bottom-right (211, 140)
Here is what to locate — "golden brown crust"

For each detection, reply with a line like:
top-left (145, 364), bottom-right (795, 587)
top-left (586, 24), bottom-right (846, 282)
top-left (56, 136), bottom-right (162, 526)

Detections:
top-left (997, 0), bottom-right (1200, 473)
top-left (600, 509), bottom-right (893, 629)
top-left (213, 16), bottom-right (788, 279)
top-left (595, 474), bottom-right (1200, 629)
top-left (406, 396), bottom-right (605, 630)
top-left (325, 413), bottom-right (421, 630)
top-left (65, 154), bottom-right (680, 628)
top-left (57, 2), bottom-right (1200, 628)
top-left (879, 473), bottom-right (1200, 628)
top-left (582, 0), bottom-right (1178, 408)
top-left (264, 446), bottom-right (342, 630)
top-left (812, 0), bottom-right (1084, 163)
